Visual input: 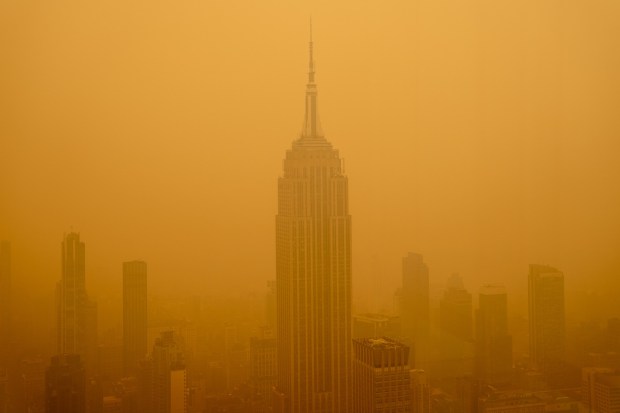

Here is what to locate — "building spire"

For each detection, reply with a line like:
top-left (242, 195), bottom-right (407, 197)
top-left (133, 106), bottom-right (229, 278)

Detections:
top-left (309, 17), bottom-right (315, 84)
top-left (301, 18), bottom-right (323, 139)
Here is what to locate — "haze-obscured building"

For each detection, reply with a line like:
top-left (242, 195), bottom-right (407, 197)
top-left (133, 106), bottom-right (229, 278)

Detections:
top-left (45, 354), bottom-right (86, 413)
top-left (401, 253), bottom-right (430, 368)
top-left (529, 265), bottom-right (565, 383)
top-left (475, 285), bottom-right (513, 386)
top-left (123, 260), bottom-right (147, 376)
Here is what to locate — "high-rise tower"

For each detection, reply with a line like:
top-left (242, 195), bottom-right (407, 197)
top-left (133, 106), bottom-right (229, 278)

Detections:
top-left (123, 261), bottom-right (148, 376)
top-left (57, 233), bottom-right (87, 355)
top-left (528, 264), bottom-right (565, 380)
top-left (56, 233), bottom-right (97, 374)
top-left (275, 30), bottom-right (352, 413)
top-left (401, 252), bottom-right (430, 368)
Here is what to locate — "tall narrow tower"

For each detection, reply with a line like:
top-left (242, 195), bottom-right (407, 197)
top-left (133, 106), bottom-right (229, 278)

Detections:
top-left (57, 233), bottom-right (87, 355)
top-left (123, 261), bottom-right (148, 376)
top-left (275, 30), bottom-right (352, 413)
top-left (57, 233), bottom-right (97, 374)
top-left (401, 252), bottom-right (430, 368)
top-left (528, 264), bottom-right (565, 380)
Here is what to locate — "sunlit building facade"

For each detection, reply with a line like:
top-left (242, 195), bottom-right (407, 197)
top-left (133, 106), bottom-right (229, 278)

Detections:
top-left (275, 34), bottom-right (352, 413)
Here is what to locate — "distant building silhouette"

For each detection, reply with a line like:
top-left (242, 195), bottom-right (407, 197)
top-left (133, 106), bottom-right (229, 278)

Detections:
top-left (0, 241), bottom-right (10, 370)
top-left (440, 274), bottom-right (473, 341)
top-left (401, 252), bottom-right (430, 368)
top-left (56, 233), bottom-right (97, 373)
top-left (353, 313), bottom-right (401, 339)
top-left (475, 285), bottom-right (512, 386)
top-left (528, 265), bottom-right (565, 381)
top-left (275, 33), bottom-right (352, 413)
top-left (45, 354), bottom-right (86, 413)
top-left (151, 331), bottom-right (187, 413)
top-left (123, 260), bottom-right (148, 376)
top-left (352, 338), bottom-right (412, 413)
top-left (21, 358), bottom-right (46, 413)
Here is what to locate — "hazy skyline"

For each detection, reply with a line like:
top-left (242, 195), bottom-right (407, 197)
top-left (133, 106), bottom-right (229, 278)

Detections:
top-left (1, 0), bottom-right (619, 317)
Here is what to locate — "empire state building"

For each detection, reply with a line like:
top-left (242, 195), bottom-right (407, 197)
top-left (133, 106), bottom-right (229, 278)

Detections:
top-left (275, 35), bottom-right (352, 413)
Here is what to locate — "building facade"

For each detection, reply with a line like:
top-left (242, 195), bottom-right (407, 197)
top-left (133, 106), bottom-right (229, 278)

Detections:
top-left (352, 338), bottom-right (412, 413)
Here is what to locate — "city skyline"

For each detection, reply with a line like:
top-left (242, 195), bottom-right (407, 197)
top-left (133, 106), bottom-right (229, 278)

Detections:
top-left (2, 3), bottom-right (619, 308)
top-left (1, 3), bottom-right (620, 413)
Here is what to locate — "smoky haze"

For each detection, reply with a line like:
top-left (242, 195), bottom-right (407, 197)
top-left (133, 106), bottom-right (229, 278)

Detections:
top-left (1, 0), bottom-right (619, 318)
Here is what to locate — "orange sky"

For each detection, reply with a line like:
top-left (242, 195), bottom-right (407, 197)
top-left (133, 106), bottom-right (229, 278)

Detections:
top-left (1, 0), bottom-right (619, 314)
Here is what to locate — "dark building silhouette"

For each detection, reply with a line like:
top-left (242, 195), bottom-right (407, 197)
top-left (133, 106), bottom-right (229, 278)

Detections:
top-left (528, 265), bottom-right (565, 380)
top-left (275, 33), bottom-right (352, 413)
top-left (123, 260), bottom-right (147, 376)
top-left (401, 252), bottom-right (430, 368)
top-left (45, 354), bottom-right (86, 413)
top-left (352, 338), bottom-right (412, 413)
top-left (0, 241), bottom-right (10, 369)
top-left (475, 285), bottom-right (513, 386)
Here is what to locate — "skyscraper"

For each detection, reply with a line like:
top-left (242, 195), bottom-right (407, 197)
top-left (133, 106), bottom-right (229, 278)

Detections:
top-left (352, 338), bottom-right (412, 413)
top-left (45, 354), bottom-right (86, 413)
top-left (401, 252), bottom-right (430, 368)
top-left (528, 265), bottom-right (565, 378)
top-left (57, 233), bottom-right (87, 356)
top-left (57, 233), bottom-right (98, 374)
top-left (475, 284), bottom-right (513, 386)
top-left (0, 241), bottom-right (10, 369)
top-left (123, 260), bottom-right (148, 376)
top-left (275, 32), bottom-right (352, 413)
